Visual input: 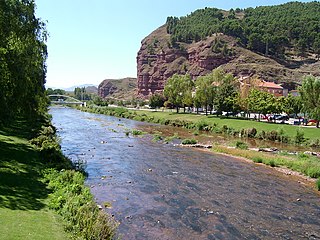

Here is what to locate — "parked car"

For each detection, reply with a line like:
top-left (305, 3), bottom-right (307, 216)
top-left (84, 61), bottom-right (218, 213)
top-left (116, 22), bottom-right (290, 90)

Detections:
top-left (269, 114), bottom-right (289, 122)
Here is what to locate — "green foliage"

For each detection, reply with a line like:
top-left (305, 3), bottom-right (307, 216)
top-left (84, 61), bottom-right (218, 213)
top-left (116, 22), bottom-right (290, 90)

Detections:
top-left (194, 74), bottom-right (216, 115)
top-left (131, 129), bottom-right (145, 136)
top-left (295, 128), bottom-right (305, 144)
top-left (247, 89), bottom-right (277, 116)
top-left (44, 169), bottom-right (118, 239)
top-left (299, 75), bottom-right (320, 128)
top-left (74, 87), bottom-right (92, 101)
top-left (211, 68), bottom-right (239, 114)
top-left (192, 130), bottom-right (199, 136)
top-left (149, 93), bottom-right (165, 109)
top-left (46, 88), bottom-right (66, 95)
top-left (235, 141), bottom-right (248, 150)
top-left (163, 74), bottom-right (194, 113)
top-left (166, 2), bottom-right (320, 56)
top-left (0, 1), bottom-right (48, 123)
top-left (317, 179), bottom-right (320, 191)
top-left (30, 125), bottom-right (71, 169)
top-left (181, 138), bottom-right (197, 145)
top-left (252, 156), bottom-right (263, 163)
top-left (92, 96), bottom-right (108, 106)
top-left (164, 133), bottom-right (180, 143)
top-left (240, 128), bottom-right (257, 138)
top-left (152, 134), bottom-right (163, 142)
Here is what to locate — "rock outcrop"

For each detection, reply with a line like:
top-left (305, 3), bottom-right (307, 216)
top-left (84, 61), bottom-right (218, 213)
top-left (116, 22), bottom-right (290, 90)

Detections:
top-left (98, 77), bottom-right (137, 99)
top-left (137, 26), bottom-right (235, 96)
top-left (137, 25), bottom-right (320, 97)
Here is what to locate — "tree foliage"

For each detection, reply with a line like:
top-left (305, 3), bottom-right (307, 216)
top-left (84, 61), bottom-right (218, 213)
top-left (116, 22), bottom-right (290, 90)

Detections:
top-left (299, 75), bottom-right (320, 127)
top-left (149, 93), bottom-right (165, 109)
top-left (163, 74), bottom-right (194, 113)
top-left (166, 2), bottom-right (320, 56)
top-left (194, 75), bottom-right (215, 115)
top-left (212, 68), bottom-right (238, 114)
top-left (0, 0), bottom-right (47, 123)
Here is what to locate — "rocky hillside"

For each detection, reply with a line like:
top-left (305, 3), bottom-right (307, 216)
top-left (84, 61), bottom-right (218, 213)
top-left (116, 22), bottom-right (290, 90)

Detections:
top-left (98, 77), bottom-right (137, 99)
top-left (137, 2), bottom-right (320, 97)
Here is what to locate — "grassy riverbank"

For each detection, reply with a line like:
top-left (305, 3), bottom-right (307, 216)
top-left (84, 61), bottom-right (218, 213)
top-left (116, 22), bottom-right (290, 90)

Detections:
top-left (0, 120), bottom-right (68, 239)
top-left (82, 105), bottom-right (320, 144)
top-left (0, 118), bottom-right (118, 239)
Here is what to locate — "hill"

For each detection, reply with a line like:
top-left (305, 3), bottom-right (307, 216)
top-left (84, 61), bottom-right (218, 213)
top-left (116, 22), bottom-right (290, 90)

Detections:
top-left (98, 77), bottom-right (137, 99)
top-left (137, 2), bottom-right (320, 96)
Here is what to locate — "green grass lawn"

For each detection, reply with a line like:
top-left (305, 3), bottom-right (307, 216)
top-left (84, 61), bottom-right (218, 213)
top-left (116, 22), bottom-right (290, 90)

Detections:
top-left (133, 110), bottom-right (320, 141)
top-left (0, 123), bottom-right (68, 240)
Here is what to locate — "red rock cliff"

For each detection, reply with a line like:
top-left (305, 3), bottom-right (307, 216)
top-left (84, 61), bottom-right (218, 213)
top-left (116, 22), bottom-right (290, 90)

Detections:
top-left (136, 26), bottom-right (235, 97)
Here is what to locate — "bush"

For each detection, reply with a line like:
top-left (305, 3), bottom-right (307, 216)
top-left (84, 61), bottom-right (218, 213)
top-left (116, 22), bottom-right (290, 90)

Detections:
top-left (240, 128), bottom-right (257, 138)
top-left (235, 141), bottom-right (248, 150)
top-left (181, 138), bottom-right (197, 145)
top-left (131, 129), bottom-right (145, 136)
top-left (193, 130), bottom-right (199, 136)
top-left (295, 128), bottom-right (305, 144)
top-left (252, 156), bottom-right (263, 163)
top-left (309, 139), bottom-right (320, 148)
top-left (195, 120), bottom-right (209, 131)
top-left (152, 134), bottom-right (163, 141)
top-left (44, 169), bottom-right (118, 239)
top-left (317, 179), bottom-right (320, 191)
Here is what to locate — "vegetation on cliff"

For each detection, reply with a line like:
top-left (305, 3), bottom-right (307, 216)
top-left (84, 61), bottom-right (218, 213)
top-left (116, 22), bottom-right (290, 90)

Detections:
top-left (166, 2), bottom-right (320, 57)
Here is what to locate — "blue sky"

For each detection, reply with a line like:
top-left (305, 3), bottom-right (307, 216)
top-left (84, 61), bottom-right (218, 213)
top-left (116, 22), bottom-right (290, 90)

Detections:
top-left (35, 0), bottom-right (312, 88)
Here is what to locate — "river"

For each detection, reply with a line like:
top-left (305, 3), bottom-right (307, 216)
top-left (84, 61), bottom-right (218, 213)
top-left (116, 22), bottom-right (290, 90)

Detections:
top-left (50, 106), bottom-right (320, 240)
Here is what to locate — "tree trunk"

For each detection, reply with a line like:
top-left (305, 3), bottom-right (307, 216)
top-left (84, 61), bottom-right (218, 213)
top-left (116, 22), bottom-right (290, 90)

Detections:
top-left (176, 106), bottom-right (179, 113)
top-left (317, 120), bottom-right (319, 128)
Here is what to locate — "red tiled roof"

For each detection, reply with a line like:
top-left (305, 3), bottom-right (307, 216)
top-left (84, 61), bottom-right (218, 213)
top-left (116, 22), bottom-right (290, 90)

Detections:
top-left (258, 81), bottom-right (283, 89)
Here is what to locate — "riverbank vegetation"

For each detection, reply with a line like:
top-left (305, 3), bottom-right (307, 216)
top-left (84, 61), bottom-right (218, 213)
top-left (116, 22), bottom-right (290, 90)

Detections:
top-left (0, 116), bottom-right (118, 239)
top-left (214, 144), bottom-right (320, 190)
top-left (80, 105), bottom-right (320, 146)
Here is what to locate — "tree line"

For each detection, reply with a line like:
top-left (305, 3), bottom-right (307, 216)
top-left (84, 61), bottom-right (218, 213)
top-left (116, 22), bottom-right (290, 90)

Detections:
top-left (150, 68), bottom-right (320, 127)
top-left (166, 2), bottom-right (320, 57)
top-left (0, 0), bottom-right (48, 124)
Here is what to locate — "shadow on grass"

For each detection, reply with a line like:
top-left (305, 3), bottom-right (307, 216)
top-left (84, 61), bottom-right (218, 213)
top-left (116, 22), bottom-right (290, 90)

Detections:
top-left (0, 138), bottom-right (48, 210)
top-left (0, 118), bottom-right (43, 140)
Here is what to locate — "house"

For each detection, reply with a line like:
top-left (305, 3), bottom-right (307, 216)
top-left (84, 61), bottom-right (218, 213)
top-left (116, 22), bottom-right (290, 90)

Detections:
top-left (257, 80), bottom-right (288, 97)
top-left (238, 76), bottom-right (288, 97)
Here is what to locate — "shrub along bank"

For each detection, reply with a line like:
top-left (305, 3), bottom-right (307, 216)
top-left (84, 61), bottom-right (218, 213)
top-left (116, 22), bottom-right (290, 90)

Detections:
top-left (0, 116), bottom-right (117, 240)
top-left (30, 117), bottom-right (118, 239)
top-left (78, 105), bottom-right (320, 190)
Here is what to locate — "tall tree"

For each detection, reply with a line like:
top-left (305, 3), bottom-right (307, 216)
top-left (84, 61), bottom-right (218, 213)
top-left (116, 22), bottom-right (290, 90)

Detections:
top-left (194, 75), bottom-right (215, 115)
top-left (149, 93), bottom-right (165, 110)
top-left (163, 74), bottom-right (193, 113)
top-left (212, 68), bottom-right (238, 115)
top-left (0, 0), bottom-right (47, 123)
top-left (299, 75), bottom-right (320, 128)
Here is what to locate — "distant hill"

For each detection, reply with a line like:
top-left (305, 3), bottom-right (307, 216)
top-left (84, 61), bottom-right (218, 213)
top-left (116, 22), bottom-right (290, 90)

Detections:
top-left (98, 77), bottom-right (137, 99)
top-left (63, 84), bottom-right (98, 92)
top-left (137, 2), bottom-right (320, 96)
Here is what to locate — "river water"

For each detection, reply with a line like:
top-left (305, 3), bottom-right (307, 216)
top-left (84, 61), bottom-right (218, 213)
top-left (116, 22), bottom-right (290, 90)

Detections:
top-left (50, 106), bottom-right (320, 240)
